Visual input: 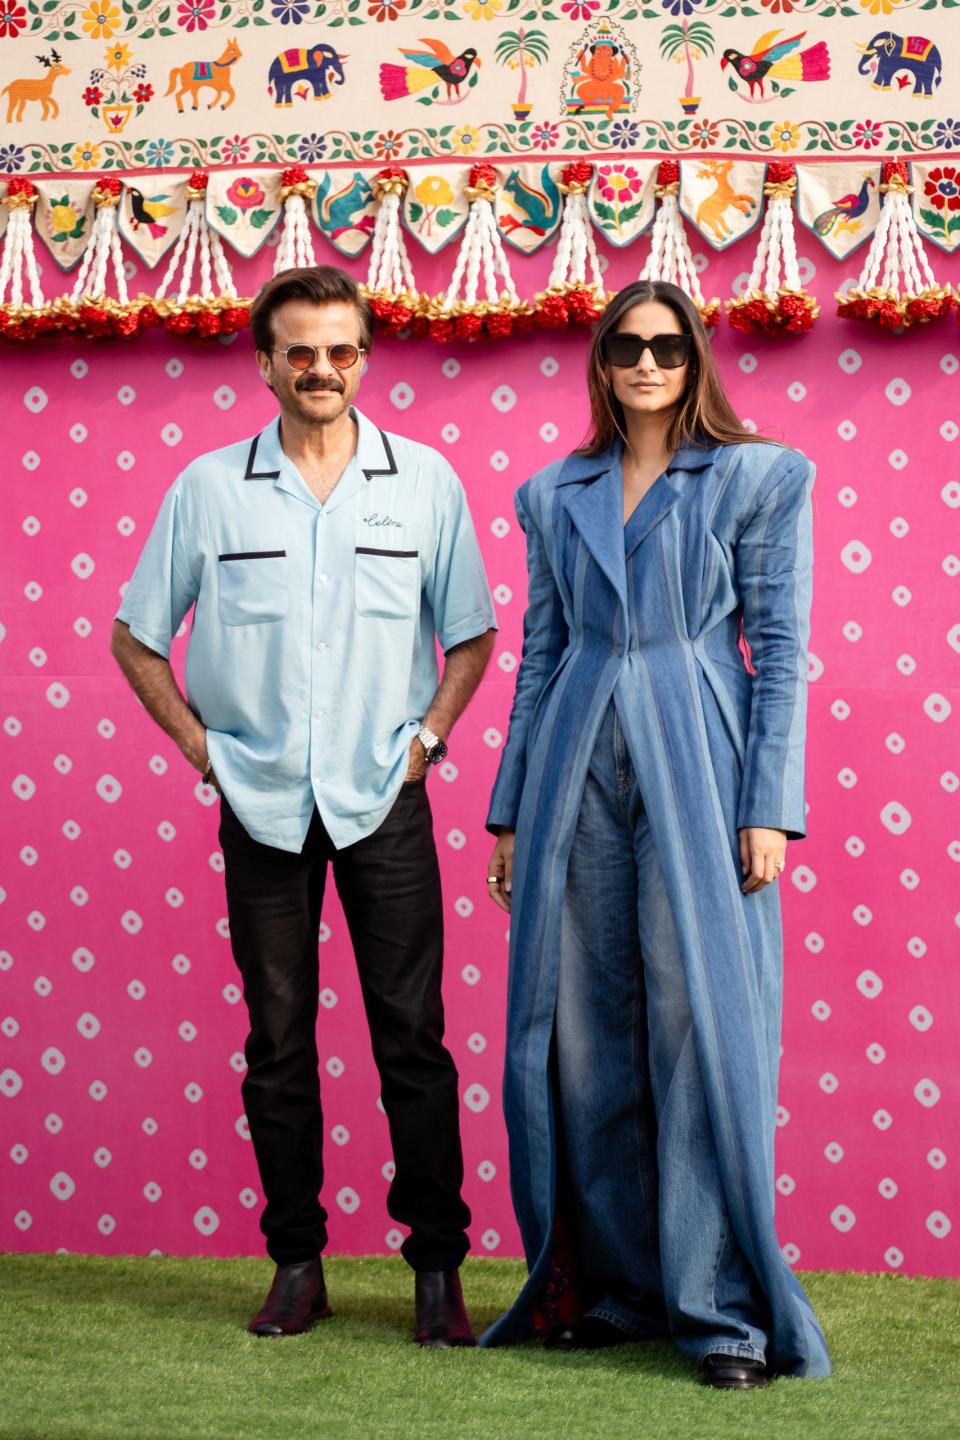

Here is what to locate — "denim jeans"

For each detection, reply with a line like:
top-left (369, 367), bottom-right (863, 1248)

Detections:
top-left (554, 701), bottom-right (771, 1364)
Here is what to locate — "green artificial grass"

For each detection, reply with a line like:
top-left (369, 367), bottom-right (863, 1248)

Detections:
top-left (1, 1256), bottom-right (957, 1440)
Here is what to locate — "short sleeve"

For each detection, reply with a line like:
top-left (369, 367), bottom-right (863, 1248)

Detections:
top-left (115, 479), bottom-right (201, 659)
top-left (422, 462), bottom-right (497, 652)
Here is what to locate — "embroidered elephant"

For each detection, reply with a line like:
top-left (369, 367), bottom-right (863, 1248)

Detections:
top-left (267, 46), bottom-right (346, 107)
top-left (857, 32), bottom-right (942, 97)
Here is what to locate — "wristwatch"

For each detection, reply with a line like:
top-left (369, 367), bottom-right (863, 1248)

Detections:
top-left (417, 725), bottom-right (448, 765)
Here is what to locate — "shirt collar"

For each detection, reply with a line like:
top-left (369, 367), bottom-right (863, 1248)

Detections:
top-left (244, 408), bottom-right (398, 488)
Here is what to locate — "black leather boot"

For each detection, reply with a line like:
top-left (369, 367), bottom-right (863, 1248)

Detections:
top-left (248, 1257), bottom-right (333, 1337)
top-left (701, 1353), bottom-right (770, 1389)
top-left (414, 1269), bottom-right (476, 1348)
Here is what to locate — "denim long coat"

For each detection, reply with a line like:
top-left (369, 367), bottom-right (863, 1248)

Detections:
top-left (482, 437), bottom-right (831, 1378)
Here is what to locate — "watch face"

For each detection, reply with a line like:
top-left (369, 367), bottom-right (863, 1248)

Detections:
top-left (427, 739), bottom-right (448, 765)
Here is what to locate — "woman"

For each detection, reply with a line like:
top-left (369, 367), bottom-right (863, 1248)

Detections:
top-left (482, 280), bottom-right (830, 1387)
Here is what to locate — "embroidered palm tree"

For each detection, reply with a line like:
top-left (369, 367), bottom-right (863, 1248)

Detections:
top-left (660, 18), bottom-right (715, 116)
top-left (494, 27), bottom-right (549, 121)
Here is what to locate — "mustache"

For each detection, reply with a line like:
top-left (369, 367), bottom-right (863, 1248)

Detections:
top-left (296, 377), bottom-right (344, 393)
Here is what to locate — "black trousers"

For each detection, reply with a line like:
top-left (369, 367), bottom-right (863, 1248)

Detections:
top-left (218, 780), bottom-right (471, 1271)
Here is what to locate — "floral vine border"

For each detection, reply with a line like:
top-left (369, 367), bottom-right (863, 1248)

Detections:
top-left (9, 0), bottom-right (958, 45)
top-left (6, 114), bottom-right (960, 174)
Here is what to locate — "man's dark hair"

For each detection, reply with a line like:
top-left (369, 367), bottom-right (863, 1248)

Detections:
top-left (250, 265), bottom-right (375, 357)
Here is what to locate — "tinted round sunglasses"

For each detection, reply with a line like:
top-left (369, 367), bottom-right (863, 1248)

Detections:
top-left (602, 332), bottom-right (692, 370)
top-left (275, 343), bottom-right (367, 371)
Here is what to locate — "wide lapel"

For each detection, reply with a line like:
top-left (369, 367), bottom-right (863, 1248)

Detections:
top-left (623, 441), bottom-right (723, 561)
top-left (559, 446), bottom-right (628, 614)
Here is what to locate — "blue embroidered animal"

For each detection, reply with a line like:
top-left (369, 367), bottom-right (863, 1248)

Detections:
top-left (267, 45), bottom-right (347, 107)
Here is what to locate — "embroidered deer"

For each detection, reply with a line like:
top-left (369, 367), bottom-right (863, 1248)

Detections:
top-left (694, 159), bottom-right (756, 243)
top-left (3, 50), bottom-right (72, 124)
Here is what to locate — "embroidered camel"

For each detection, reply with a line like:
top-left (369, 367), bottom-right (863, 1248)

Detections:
top-left (694, 160), bottom-right (756, 242)
top-left (3, 50), bottom-right (72, 123)
top-left (165, 36), bottom-right (241, 113)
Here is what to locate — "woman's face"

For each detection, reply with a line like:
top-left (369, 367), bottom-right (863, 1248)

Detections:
top-left (605, 300), bottom-right (691, 424)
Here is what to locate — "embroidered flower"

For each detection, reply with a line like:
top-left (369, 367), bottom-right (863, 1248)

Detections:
top-left (144, 139), bottom-right (175, 167)
top-left (462, 0), bottom-right (502, 18)
top-left (661, 0), bottom-right (702, 14)
top-left (176, 0), bottom-right (214, 28)
top-left (83, 86), bottom-right (103, 107)
top-left (851, 119), bottom-right (883, 150)
top-left (80, 1), bottom-right (118, 39)
top-left (933, 119), bottom-right (960, 151)
top-left (298, 133), bottom-right (327, 162)
top-left (451, 124), bottom-right (480, 154)
top-left (760, 0), bottom-right (795, 11)
top-left (0, 144), bottom-right (25, 173)
top-left (560, 0), bottom-right (600, 18)
top-left (596, 164), bottom-right (642, 203)
top-left (530, 122), bottom-right (560, 149)
top-left (104, 42), bottom-right (133, 69)
top-left (858, 0), bottom-right (902, 14)
top-left (924, 166), bottom-right (960, 211)
top-left (608, 120), bottom-right (640, 151)
top-left (771, 120), bottom-right (800, 153)
top-left (374, 129), bottom-right (404, 159)
top-left (225, 176), bottom-right (265, 209)
top-left (271, 0), bottom-right (309, 21)
top-left (133, 82), bottom-right (153, 103)
top-left (689, 120), bottom-right (719, 149)
top-left (220, 135), bottom-right (249, 163)
top-left (0, 0), bottom-right (25, 34)
top-left (367, 0), bottom-right (406, 17)
top-left (72, 140), bottom-right (104, 172)
top-left (414, 175), bottom-right (454, 207)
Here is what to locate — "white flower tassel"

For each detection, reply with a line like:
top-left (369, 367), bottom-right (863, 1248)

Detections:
top-left (145, 171), bottom-right (246, 338)
top-left (641, 159), bottom-right (720, 329)
top-left (837, 159), bottom-right (954, 328)
top-left (726, 160), bottom-right (819, 335)
top-left (0, 178), bottom-right (46, 340)
top-left (361, 167), bottom-right (420, 333)
top-left (274, 166), bottom-right (318, 273)
top-left (533, 161), bottom-right (606, 328)
top-left (430, 164), bottom-right (529, 339)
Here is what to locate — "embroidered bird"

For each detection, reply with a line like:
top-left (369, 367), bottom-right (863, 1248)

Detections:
top-left (379, 39), bottom-right (481, 103)
top-left (720, 29), bottom-right (830, 99)
top-left (812, 174), bottom-right (876, 239)
top-left (127, 186), bottom-right (178, 239)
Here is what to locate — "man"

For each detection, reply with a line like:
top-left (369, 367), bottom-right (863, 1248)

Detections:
top-left (111, 265), bottom-right (497, 1346)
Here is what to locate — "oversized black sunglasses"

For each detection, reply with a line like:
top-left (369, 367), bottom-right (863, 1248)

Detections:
top-left (275, 343), bottom-right (366, 371)
top-left (602, 332), bottom-right (692, 370)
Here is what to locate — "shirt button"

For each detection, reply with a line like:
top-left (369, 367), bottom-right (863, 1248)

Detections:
top-left (315, 709), bottom-right (325, 719)
top-left (318, 574), bottom-right (328, 584)
top-left (316, 642), bottom-right (327, 652)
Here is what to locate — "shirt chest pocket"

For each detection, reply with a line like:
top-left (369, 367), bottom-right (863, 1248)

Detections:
top-left (354, 547), bottom-right (420, 620)
top-left (218, 550), bottom-right (289, 626)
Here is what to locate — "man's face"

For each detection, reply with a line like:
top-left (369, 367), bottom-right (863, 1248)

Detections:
top-left (257, 298), bottom-right (366, 427)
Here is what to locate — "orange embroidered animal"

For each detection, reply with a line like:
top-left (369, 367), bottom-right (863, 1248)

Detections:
top-left (694, 160), bottom-right (757, 242)
top-left (165, 36), bottom-right (242, 113)
top-left (3, 50), bottom-right (72, 123)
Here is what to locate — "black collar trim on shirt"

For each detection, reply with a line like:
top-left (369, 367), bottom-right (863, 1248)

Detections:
top-left (362, 429), bottom-right (397, 482)
top-left (244, 427), bottom-right (398, 483)
top-left (244, 434), bottom-right (280, 481)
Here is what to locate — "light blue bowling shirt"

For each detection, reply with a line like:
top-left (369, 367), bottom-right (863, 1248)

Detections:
top-left (117, 408), bottom-right (497, 852)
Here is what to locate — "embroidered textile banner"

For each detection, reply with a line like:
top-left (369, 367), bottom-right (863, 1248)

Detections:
top-left (3, 3), bottom-right (960, 177)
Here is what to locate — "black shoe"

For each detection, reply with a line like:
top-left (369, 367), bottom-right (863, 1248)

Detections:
top-left (701, 1353), bottom-right (769, 1389)
top-left (414, 1269), bottom-right (476, 1348)
top-left (248, 1257), bottom-right (333, 1337)
top-left (546, 1315), bottom-right (633, 1350)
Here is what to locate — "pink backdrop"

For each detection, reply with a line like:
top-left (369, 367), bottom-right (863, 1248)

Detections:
top-left (2, 233), bottom-right (958, 1277)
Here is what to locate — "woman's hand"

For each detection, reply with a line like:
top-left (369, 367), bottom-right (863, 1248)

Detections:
top-left (486, 830), bottom-right (515, 913)
top-left (739, 827), bottom-right (787, 894)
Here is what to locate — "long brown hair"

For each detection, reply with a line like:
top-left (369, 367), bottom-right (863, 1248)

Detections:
top-left (579, 280), bottom-right (780, 457)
